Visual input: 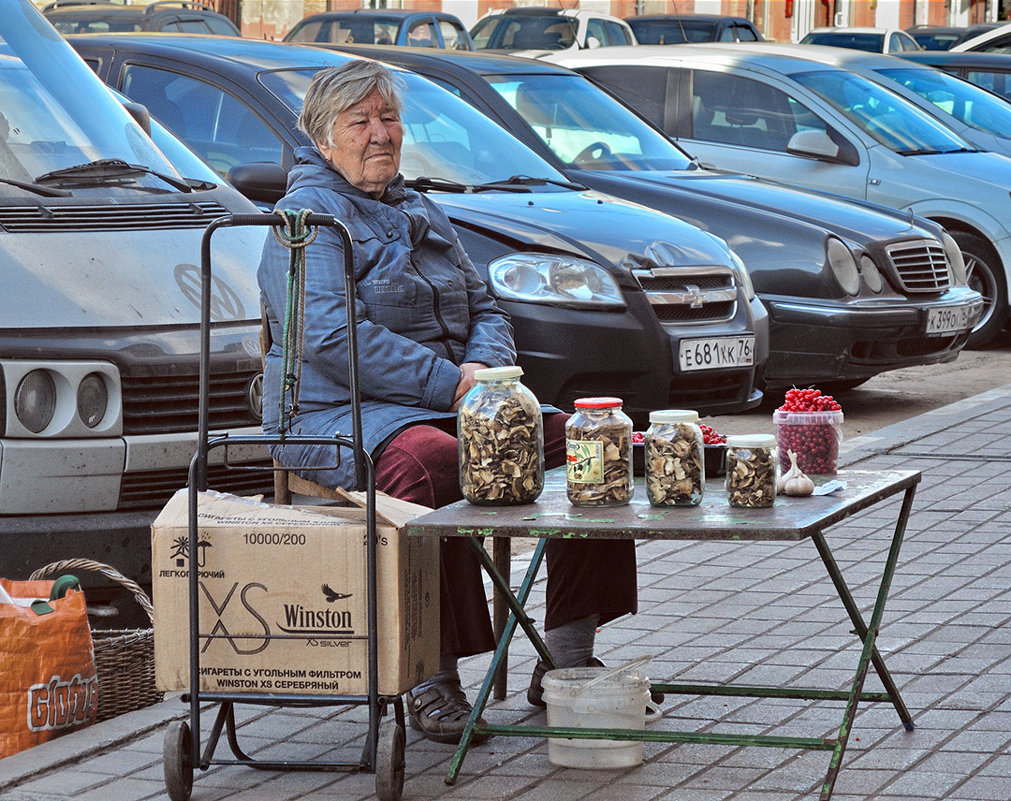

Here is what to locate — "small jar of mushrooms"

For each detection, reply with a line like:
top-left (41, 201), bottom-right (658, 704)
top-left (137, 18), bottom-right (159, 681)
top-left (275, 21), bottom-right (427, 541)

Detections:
top-left (724, 434), bottom-right (779, 509)
top-left (645, 409), bottom-right (705, 507)
top-left (458, 366), bottom-right (544, 505)
top-left (565, 397), bottom-right (633, 507)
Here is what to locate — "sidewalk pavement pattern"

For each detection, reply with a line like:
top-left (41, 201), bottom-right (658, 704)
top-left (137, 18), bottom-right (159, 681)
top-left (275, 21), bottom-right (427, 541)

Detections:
top-left (2, 385), bottom-right (1010, 801)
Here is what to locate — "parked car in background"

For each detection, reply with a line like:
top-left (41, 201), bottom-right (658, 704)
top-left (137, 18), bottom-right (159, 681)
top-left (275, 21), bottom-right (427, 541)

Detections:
top-left (70, 33), bottom-right (768, 422)
top-left (551, 44), bottom-right (1011, 347)
top-left (756, 44), bottom-right (1011, 157)
top-left (950, 22), bottom-right (1011, 52)
top-left (625, 14), bottom-right (762, 44)
top-left (1, 0), bottom-right (267, 584)
top-left (898, 49), bottom-right (1011, 103)
top-left (283, 9), bottom-right (472, 50)
top-left (43, 0), bottom-right (240, 35)
top-left (328, 45), bottom-right (980, 393)
top-left (906, 23), bottom-right (1004, 51)
top-left (799, 27), bottom-right (921, 53)
top-left (469, 7), bottom-right (635, 55)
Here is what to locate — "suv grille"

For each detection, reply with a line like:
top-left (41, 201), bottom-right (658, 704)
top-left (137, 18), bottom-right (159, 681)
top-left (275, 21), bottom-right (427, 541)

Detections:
top-left (0, 201), bottom-right (229, 233)
top-left (631, 266), bottom-right (738, 324)
top-left (121, 370), bottom-right (259, 435)
top-left (885, 240), bottom-right (951, 293)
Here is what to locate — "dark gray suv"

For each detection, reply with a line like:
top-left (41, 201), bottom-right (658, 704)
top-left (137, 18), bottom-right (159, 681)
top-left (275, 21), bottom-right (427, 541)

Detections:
top-left (43, 0), bottom-right (240, 35)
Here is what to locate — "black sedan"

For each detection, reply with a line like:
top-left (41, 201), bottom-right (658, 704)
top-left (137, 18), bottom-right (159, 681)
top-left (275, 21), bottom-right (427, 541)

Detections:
top-left (898, 49), bottom-right (1011, 104)
top-left (324, 45), bottom-right (980, 392)
top-left (69, 33), bottom-right (767, 422)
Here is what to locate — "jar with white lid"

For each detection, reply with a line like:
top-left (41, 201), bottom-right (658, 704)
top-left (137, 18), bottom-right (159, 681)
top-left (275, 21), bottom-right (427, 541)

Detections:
top-left (565, 397), bottom-right (633, 506)
top-left (645, 409), bottom-right (705, 507)
top-left (724, 433), bottom-right (778, 508)
top-left (458, 366), bottom-right (543, 505)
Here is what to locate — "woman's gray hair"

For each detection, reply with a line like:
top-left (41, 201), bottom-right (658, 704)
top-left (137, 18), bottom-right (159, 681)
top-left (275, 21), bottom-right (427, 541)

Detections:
top-left (298, 60), bottom-right (406, 149)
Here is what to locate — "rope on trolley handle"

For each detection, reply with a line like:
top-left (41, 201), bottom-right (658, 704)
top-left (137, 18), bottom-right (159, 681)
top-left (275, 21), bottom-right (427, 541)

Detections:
top-left (271, 208), bottom-right (318, 439)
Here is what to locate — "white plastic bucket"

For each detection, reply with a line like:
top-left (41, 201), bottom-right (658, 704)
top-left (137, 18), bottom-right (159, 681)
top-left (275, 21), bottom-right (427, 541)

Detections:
top-left (541, 665), bottom-right (658, 769)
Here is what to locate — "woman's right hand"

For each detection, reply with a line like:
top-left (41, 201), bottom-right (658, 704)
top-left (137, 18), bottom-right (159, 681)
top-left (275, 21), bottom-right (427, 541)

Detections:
top-left (451, 362), bottom-right (489, 411)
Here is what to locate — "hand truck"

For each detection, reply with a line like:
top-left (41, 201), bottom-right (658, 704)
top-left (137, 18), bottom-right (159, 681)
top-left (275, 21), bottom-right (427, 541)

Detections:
top-left (162, 212), bottom-right (405, 801)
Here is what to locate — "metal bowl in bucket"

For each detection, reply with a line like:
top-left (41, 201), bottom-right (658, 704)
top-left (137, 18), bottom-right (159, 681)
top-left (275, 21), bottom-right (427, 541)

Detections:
top-left (541, 665), bottom-right (655, 769)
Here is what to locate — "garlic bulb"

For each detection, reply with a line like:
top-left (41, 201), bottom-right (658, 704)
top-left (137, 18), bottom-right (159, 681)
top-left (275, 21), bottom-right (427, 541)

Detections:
top-left (778, 449), bottom-right (815, 496)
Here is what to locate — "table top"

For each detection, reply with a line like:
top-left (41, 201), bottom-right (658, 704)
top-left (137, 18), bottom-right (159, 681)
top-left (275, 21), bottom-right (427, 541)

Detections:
top-left (405, 468), bottom-right (920, 542)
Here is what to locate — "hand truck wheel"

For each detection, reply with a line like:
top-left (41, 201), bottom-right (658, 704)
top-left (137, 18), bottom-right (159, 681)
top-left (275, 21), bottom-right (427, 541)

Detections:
top-left (375, 717), bottom-right (406, 801)
top-left (163, 719), bottom-right (194, 801)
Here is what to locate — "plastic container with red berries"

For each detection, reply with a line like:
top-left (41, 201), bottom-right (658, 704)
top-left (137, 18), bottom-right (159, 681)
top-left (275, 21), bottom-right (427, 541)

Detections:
top-left (773, 388), bottom-right (843, 476)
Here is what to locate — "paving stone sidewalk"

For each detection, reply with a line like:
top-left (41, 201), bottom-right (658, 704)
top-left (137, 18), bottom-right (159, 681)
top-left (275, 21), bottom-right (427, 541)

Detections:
top-left (2, 385), bottom-right (1010, 801)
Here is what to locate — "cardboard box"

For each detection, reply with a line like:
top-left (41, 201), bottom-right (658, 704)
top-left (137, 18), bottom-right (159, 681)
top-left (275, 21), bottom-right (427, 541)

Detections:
top-left (151, 489), bottom-right (439, 696)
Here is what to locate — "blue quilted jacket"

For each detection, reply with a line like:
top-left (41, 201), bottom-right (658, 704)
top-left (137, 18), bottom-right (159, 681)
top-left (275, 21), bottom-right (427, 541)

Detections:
top-left (257, 146), bottom-right (515, 489)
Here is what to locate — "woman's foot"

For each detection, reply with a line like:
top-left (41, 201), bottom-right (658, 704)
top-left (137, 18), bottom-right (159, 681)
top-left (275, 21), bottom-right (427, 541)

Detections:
top-left (406, 681), bottom-right (490, 744)
top-left (527, 657), bottom-right (665, 708)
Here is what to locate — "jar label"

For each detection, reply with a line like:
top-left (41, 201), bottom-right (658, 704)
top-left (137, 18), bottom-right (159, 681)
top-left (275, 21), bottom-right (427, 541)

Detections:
top-left (566, 439), bottom-right (604, 483)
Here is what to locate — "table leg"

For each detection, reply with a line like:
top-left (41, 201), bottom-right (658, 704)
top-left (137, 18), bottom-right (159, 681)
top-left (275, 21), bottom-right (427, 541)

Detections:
top-left (492, 536), bottom-right (510, 701)
top-left (816, 483), bottom-right (917, 800)
top-left (445, 537), bottom-right (550, 785)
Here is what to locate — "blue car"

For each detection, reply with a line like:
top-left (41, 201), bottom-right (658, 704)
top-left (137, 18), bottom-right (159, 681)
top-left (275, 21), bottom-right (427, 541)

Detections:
top-left (283, 9), bottom-right (473, 51)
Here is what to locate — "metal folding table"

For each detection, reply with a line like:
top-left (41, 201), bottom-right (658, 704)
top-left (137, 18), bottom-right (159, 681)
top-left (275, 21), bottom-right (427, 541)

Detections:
top-left (405, 467), bottom-right (920, 800)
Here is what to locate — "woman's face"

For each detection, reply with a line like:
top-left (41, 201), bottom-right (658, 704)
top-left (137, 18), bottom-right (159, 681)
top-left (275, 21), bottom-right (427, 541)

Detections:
top-left (319, 87), bottom-right (403, 198)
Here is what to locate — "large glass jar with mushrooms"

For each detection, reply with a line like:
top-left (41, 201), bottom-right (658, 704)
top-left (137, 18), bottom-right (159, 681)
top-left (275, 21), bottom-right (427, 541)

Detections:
top-left (458, 366), bottom-right (544, 505)
top-left (645, 409), bottom-right (705, 507)
top-left (565, 397), bottom-right (633, 507)
top-left (724, 434), bottom-right (779, 509)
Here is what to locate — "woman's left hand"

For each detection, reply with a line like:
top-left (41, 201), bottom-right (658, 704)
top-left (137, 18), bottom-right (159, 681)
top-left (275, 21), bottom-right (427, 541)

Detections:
top-left (451, 362), bottom-right (490, 411)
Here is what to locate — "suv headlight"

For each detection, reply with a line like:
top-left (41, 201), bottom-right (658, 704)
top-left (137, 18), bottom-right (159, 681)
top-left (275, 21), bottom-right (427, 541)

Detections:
top-left (488, 253), bottom-right (626, 309)
top-left (728, 249), bottom-right (756, 300)
top-left (827, 238), bottom-right (860, 296)
top-left (941, 232), bottom-right (968, 285)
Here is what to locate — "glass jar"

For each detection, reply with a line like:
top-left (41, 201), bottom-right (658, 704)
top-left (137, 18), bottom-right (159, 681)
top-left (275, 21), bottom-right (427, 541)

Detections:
top-left (645, 409), bottom-right (705, 507)
top-left (724, 434), bottom-right (778, 509)
top-left (565, 397), bottom-right (633, 507)
top-left (458, 366), bottom-right (544, 505)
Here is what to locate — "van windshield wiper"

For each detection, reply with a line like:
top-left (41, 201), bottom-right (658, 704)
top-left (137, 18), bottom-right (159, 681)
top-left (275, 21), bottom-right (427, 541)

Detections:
top-left (35, 158), bottom-right (193, 192)
top-left (0, 176), bottom-right (72, 197)
top-left (404, 176), bottom-right (470, 193)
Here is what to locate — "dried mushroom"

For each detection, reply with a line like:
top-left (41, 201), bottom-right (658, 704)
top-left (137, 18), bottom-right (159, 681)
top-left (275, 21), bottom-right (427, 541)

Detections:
top-left (566, 419), bottom-right (632, 506)
top-left (459, 390), bottom-right (543, 505)
top-left (726, 444), bottom-right (777, 508)
top-left (646, 423), bottom-right (704, 507)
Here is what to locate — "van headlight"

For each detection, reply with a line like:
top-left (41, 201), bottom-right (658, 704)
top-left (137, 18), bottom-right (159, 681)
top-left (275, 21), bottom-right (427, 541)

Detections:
top-left (941, 232), bottom-right (967, 285)
top-left (2, 360), bottom-right (122, 437)
top-left (15, 370), bottom-right (57, 434)
top-left (827, 238), bottom-right (860, 296)
top-left (489, 253), bottom-right (626, 309)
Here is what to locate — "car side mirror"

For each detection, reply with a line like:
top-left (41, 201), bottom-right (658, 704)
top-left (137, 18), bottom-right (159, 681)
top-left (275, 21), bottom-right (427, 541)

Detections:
top-left (122, 101), bottom-right (152, 136)
top-left (786, 129), bottom-right (859, 165)
top-left (226, 161), bottom-right (288, 204)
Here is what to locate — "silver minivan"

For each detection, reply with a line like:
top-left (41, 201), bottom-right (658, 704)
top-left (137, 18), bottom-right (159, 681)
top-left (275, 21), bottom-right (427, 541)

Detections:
top-left (1, 0), bottom-right (268, 584)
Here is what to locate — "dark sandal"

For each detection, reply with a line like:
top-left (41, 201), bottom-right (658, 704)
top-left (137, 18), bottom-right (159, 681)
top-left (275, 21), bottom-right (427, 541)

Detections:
top-left (527, 657), bottom-right (665, 708)
top-left (406, 683), bottom-right (489, 744)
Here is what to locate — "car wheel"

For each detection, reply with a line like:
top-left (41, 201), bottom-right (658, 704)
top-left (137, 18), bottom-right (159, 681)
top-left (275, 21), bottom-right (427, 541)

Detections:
top-left (951, 231), bottom-right (1008, 349)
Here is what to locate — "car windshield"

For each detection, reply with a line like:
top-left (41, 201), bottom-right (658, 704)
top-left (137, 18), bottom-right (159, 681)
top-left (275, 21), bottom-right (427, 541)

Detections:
top-left (1, 3), bottom-right (181, 191)
top-left (792, 69), bottom-right (973, 153)
top-left (260, 68), bottom-right (573, 186)
top-left (875, 65), bottom-right (1011, 138)
top-left (484, 72), bottom-right (694, 171)
top-left (800, 32), bottom-right (886, 52)
top-left (470, 15), bottom-right (578, 50)
top-left (630, 20), bottom-right (718, 44)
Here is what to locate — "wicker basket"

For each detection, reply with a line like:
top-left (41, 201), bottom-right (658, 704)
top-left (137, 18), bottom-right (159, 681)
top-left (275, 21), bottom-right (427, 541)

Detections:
top-left (30, 558), bottom-right (163, 722)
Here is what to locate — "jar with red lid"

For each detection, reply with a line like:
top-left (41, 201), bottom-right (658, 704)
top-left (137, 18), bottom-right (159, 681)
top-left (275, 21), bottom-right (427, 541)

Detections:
top-left (565, 397), bottom-right (633, 506)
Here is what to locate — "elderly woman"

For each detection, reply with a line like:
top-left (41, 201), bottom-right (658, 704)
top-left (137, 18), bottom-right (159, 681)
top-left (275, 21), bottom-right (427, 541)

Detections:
top-left (257, 60), bottom-right (639, 744)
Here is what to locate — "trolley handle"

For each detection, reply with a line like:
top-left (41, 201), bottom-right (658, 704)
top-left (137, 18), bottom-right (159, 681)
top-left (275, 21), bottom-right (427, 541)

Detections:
top-left (198, 212), bottom-right (366, 492)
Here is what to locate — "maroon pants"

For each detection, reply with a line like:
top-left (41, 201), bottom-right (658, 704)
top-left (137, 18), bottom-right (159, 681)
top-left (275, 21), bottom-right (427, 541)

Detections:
top-left (374, 413), bottom-right (638, 658)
